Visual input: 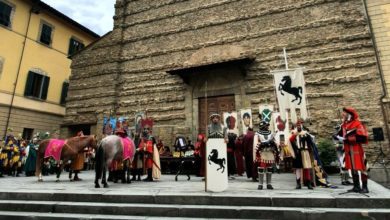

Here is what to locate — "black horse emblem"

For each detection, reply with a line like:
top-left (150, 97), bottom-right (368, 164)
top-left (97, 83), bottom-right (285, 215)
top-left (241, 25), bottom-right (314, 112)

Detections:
top-left (208, 149), bottom-right (226, 173)
top-left (278, 75), bottom-right (303, 105)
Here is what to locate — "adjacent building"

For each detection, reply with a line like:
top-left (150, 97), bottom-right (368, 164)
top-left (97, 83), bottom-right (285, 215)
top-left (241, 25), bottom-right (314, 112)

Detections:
top-left (0, 0), bottom-right (99, 140)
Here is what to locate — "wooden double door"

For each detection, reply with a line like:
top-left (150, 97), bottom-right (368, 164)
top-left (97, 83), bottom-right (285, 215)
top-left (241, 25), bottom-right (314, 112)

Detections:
top-left (198, 95), bottom-right (235, 135)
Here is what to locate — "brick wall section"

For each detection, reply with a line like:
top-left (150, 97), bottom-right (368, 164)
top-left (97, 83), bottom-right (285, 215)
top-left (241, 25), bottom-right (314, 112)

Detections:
top-left (67, 0), bottom-right (386, 160)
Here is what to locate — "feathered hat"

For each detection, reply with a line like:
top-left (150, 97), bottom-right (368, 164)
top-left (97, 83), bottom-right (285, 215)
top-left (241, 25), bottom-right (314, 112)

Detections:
top-left (141, 118), bottom-right (154, 129)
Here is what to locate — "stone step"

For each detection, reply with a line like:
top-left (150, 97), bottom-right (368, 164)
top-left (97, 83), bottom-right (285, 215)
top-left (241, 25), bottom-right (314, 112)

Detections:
top-left (0, 211), bottom-right (247, 220)
top-left (0, 191), bottom-right (389, 209)
top-left (0, 200), bottom-right (389, 220)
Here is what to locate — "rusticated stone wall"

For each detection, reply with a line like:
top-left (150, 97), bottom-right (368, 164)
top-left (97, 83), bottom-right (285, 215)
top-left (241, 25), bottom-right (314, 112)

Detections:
top-left (66, 0), bottom-right (388, 160)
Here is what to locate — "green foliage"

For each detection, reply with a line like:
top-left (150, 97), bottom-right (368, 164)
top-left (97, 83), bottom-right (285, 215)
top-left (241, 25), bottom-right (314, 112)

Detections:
top-left (316, 139), bottom-right (337, 166)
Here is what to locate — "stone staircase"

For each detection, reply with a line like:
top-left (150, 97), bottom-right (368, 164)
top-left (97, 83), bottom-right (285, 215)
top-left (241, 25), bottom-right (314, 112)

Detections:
top-left (0, 191), bottom-right (389, 219)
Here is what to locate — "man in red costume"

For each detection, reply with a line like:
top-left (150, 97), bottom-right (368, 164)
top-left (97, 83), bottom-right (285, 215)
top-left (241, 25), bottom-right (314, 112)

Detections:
top-left (194, 134), bottom-right (206, 177)
top-left (334, 107), bottom-right (369, 193)
top-left (242, 127), bottom-right (256, 181)
top-left (234, 135), bottom-right (245, 176)
top-left (138, 118), bottom-right (155, 181)
top-left (70, 131), bottom-right (85, 181)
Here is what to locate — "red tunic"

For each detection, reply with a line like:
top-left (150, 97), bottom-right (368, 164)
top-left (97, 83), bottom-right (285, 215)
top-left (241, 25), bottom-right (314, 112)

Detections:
top-left (139, 138), bottom-right (154, 169)
top-left (341, 108), bottom-right (368, 171)
top-left (195, 134), bottom-right (206, 177)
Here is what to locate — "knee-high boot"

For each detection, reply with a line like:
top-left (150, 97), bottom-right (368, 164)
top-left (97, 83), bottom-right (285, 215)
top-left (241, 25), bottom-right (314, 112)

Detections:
top-left (266, 168), bottom-right (273, 189)
top-left (143, 168), bottom-right (153, 182)
top-left (348, 172), bottom-right (361, 192)
top-left (137, 168), bottom-right (142, 181)
top-left (341, 171), bottom-right (351, 185)
top-left (361, 173), bottom-right (369, 193)
top-left (131, 169), bottom-right (137, 181)
top-left (303, 169), bottom-right (313, 190)
top-left (296, 178), bottom-right (301, 189)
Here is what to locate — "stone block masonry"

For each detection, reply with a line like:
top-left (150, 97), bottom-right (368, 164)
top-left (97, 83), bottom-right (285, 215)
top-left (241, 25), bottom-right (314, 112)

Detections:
top-left (66, 0), bottom-right (387, 162)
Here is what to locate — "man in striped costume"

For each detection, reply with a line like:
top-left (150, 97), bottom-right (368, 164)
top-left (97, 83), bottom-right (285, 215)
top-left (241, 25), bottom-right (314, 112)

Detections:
top-left (290, 120), bottom-right (315, 190)
top-left (254, 120), bottom-right (279, 190)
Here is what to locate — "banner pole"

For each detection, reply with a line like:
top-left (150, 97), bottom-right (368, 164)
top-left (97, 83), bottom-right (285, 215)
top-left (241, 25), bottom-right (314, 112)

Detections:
top-left (283, 47), bottom-right (289, 70)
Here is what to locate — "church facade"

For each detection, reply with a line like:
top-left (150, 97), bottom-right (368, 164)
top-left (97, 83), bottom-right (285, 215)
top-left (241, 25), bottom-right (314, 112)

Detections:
top-left (64, 0), bottom-right (389, 160)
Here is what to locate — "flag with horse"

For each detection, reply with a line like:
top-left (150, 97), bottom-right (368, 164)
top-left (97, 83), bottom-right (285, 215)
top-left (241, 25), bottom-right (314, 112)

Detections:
top-left (273, 68), bottom-right (308, 123)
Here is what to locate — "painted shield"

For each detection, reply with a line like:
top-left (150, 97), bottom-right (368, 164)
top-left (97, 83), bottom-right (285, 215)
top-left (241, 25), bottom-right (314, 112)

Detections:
top-left (223, 111), bottom-right (239, 135)
top-left (134, 112), bottom-right (145, 134)
top-left (240, 109), bottom-right (252, 135)
top-left (206, 139), bottom-right (228, 192)
top-left (259, 104), bottom-right (274, 123)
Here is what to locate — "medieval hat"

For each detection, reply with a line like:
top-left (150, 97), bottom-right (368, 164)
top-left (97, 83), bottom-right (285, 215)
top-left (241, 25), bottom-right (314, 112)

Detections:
top-left (209, 113), bottom-right (221, 120)
top-left (342, 107), bottom-right (358, 120)
top-left (141, 118), bottom-right (154, 129)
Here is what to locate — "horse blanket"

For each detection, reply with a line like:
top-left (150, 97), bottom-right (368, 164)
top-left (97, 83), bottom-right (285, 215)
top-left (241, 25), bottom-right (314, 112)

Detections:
top-left (120, 137), bottom-right (135, 161)
top-left (44, 139), bottom-right (66, 161)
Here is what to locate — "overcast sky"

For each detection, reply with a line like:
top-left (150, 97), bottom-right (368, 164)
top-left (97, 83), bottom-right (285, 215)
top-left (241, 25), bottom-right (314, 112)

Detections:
top-left (42, 0), bottom-right (116, 36)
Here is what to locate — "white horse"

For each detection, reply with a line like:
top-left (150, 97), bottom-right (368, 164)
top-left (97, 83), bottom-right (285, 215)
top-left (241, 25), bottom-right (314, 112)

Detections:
top-left (94, 135), bottom-right (135, 188)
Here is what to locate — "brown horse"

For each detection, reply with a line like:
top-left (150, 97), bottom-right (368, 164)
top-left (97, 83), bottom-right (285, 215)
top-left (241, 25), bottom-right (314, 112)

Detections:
top-left (35, 135), bottom-right (97, 182)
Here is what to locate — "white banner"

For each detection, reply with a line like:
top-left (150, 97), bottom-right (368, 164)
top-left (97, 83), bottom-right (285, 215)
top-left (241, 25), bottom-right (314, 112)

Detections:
top-left (273, 68), bottom-right (307, 123)
top-left (273, 112), bottom-right (295, 159)
top-left (240, 109), bottom-right (252, 135)
top-left (206, 139), bottom-right (228, 192)
top-left (273, 112), bottom-right (288, 145)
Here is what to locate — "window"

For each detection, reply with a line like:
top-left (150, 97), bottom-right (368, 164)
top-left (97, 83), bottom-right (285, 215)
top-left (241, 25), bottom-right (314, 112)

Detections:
top-left (68, 38), bottom-right (84, 56)
top-left (60, 81), bottom-right (69, 105)
top-left (24, 71), bottom-right (50, 100)
top-left (0, 1), bottom-right (12, 27)
top-left (39, 23), bottom-right (53, 45)
top-left (22, 128), bottom-right (34, 141)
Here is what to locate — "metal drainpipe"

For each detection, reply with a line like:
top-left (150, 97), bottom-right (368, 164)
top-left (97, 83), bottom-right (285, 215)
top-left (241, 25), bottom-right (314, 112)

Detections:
top-left (3, 6), bottom-right (35, 139)
top-left (362, 0), bottom-right (390, 146)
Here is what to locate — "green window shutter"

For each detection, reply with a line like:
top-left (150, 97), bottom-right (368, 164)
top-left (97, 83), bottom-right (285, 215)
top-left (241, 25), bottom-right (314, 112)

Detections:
top-left (60, 82), bottom-right (69, 105)
top-left (40, 24), bottom-right (52, 45)
top-left (24, 71), bottom-right (34, 96)
top-left (68, 39), bottom-right (74, 56)
top-left (78, 42), bottom-right (85, 51)
top-left (40, 76), bottom-right (50, 100)
top-left (0, 2), bottom-right (12, 27)
top-left (68, 38), bottom-right (85, 56)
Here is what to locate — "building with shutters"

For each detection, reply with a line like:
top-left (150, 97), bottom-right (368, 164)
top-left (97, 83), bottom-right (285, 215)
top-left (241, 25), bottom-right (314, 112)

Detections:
top-left (0, 0), bottom-right (99, 140)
